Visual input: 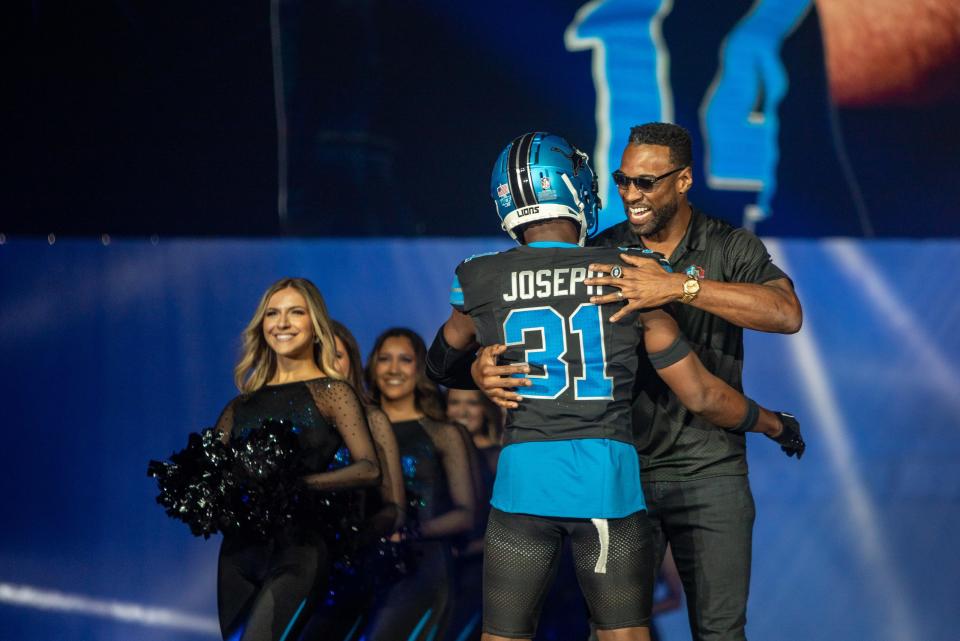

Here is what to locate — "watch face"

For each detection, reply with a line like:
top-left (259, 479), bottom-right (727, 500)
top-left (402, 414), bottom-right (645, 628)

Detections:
top-left (684, 279), bottom-right (700, 294)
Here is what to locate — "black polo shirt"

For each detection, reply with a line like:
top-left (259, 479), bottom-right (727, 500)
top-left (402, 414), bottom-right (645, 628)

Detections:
top-left (590, 207), bottom-right (789, 482)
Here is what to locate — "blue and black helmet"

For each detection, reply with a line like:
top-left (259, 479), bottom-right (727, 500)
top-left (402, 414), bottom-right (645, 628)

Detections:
top-left (490, 132), bottom-right (601, 245)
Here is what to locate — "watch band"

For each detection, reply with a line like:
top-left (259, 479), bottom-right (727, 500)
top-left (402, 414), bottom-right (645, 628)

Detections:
top-left (679, 277), bottom-right (700, 304)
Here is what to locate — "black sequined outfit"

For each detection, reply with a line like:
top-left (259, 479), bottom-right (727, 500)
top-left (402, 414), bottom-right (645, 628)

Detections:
top-left (215, 378), bottom-right (374, 641)
top-left (299, 406), bottom-right (406, 641)
top-left (361, 418), bottom-right (472, 641)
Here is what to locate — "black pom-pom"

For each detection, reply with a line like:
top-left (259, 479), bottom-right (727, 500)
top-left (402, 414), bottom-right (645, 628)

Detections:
top-left (148, 420), bottom-right (366, 547)
top-left (227, 419), bottom-right (307, 539)
top-left (147, 427), bottom-right (235, 538)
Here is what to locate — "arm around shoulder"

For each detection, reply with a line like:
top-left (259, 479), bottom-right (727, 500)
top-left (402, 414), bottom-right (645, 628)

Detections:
top-left (706, 228), bottom-right (803, 334)
top-left (689, 274), bottom-right (802, 335)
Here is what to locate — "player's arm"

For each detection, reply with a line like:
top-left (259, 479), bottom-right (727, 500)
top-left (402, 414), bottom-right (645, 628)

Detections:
top-left (427, 323), bottom-right (531, 402)
top-left (641, 309), bottom-right (804, 458)
top-left (427, 267), bottom-right (482, 389)
top-left (444, 308), bottom-right (477, 350)
top-left (426, 309), bottom-right (481, 389)
top-left (428, 265), bottom-right (531, 393)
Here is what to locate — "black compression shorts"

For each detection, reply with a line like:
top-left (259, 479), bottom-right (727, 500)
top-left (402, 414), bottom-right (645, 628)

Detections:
top-left (482, 508), bottom-right (654, 638)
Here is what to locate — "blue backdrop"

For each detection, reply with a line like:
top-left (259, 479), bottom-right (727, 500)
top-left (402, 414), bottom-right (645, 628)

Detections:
top-left (1, 237), bottom-right (957, 640)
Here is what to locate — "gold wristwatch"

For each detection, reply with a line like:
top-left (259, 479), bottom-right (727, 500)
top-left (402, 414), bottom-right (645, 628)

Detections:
top-left (679, 276), bottom-right (701, 304)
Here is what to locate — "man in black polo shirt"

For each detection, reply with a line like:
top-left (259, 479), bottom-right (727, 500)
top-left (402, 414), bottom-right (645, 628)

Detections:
top-left (473, 123), bottom-right (803, 641)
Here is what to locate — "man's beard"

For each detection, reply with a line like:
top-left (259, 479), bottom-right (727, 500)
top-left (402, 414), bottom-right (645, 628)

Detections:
top-left (628, 197), bottom-right (679, 238)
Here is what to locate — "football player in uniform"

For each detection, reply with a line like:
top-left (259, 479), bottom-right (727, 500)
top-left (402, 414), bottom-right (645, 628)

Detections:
top-left (427, 132), bottom-right (800, 641)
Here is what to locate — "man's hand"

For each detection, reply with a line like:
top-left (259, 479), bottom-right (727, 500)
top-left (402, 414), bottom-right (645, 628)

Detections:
top-left (470, 344), bottom-right (531, 410)
top-left (586, 253), bottom-right (684, 322)
top-left (769, 412), bottom-right (805, 459)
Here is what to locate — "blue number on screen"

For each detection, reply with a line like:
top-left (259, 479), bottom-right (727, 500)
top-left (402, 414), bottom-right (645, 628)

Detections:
top-left (503, 305), bottom-right (611, 400)
top-left (567, 0), bottom-right (812, 227)
top-left (701, 0), bottom-right (811, 222)
top-left (565, 0), bottom-right (675, 232)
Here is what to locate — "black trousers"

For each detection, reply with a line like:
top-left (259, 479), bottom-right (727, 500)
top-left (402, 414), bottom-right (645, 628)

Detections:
top-left (361, 540), bottom-right (454, 641)
top-left (643, 475), bottom-right (755, 641)
top-left (218, 534), bottom-right (328, 641)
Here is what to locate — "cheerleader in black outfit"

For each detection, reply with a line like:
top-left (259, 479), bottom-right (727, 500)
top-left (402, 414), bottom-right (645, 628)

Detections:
top-left (214, 278), bottom-right (380, 641)
top-left (362, 328), bottom-right (476, 641)
top-left (331, 320), bottom-right (406, 544)
top-left (300, 320), bottom-right (408, 639)
top-left (445, 389), bottom-right (503, 641)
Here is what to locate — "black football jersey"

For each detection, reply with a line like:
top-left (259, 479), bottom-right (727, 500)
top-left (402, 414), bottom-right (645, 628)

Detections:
top-left (453, 244), bottom-right (671, 447)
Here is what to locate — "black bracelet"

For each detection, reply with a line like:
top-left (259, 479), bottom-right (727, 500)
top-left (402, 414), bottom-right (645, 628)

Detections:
top-left (730, 398), bottom-right (760, 434)
top-left (647, 335), bottom-right (691, 370)
top-left (425, 327), bottom-right (478, 389)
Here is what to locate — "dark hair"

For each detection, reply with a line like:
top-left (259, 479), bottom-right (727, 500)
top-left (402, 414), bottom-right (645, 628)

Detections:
top-left (445, 388), bottom-right (504, 445)
top-left (627, 122), bottom-right (692, 168)
top-left (330, 319), bottom-right (371, 405)
top-left (365, 327), bottom-right (445, 421)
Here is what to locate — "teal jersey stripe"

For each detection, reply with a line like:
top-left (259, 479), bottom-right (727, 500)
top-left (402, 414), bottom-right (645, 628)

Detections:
top-left (449, 274), bottom-right (464, 309)
top-left (407, 608), bottom-right (434, 641)
top-left (278, 598), bottom-right (307, 641)
top-left (453, 612), bottom-right (482, 641)
top-left (342, 614), bottom-right (363, 641)
top-left (527, 241), bottom-right (579, 248)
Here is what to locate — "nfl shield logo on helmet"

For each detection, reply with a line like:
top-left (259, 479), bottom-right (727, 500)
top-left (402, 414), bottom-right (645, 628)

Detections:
top-left (497, 183), bottom-right (509, 197)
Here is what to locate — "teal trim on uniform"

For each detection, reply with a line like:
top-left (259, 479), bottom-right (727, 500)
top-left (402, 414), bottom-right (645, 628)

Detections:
top-left (278, 597), bottom-right (307, 641)
top-left (425, 623), bottom-right (440, 641)
top-left (406, 608), bottom-right (433, 641)
top-left (491, 439), bottom-right (645, 518)
top-left (342, 614), bottom-right (363, 641)
top-left (453, 613), bottom-right (482, 641)
top-left (464, 250), bottom-right (501, 262)
top-left (527, 241), bottom-right (579, 248)
top-left (449, 274), bottom-right (464, 308)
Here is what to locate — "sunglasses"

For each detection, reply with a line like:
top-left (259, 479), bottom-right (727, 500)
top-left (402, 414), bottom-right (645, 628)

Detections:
top-left (611, 166), bottom-right (686, 192)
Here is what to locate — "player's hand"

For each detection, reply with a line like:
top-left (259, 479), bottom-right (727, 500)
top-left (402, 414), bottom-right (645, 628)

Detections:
top-left (470, 344), bottom-right (531, 410)
top-left (586, 253), bottom-right (684, 322)
top-left (768, 412), bottom-right (805, 459)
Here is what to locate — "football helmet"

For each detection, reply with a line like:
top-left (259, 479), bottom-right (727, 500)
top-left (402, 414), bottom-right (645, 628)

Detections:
top-left (490, 132), bottom-right (601, 245)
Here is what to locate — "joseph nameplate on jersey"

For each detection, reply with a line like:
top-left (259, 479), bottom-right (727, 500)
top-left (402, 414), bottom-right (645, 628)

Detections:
top-left (503, 268), bottom-right (606, 302)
